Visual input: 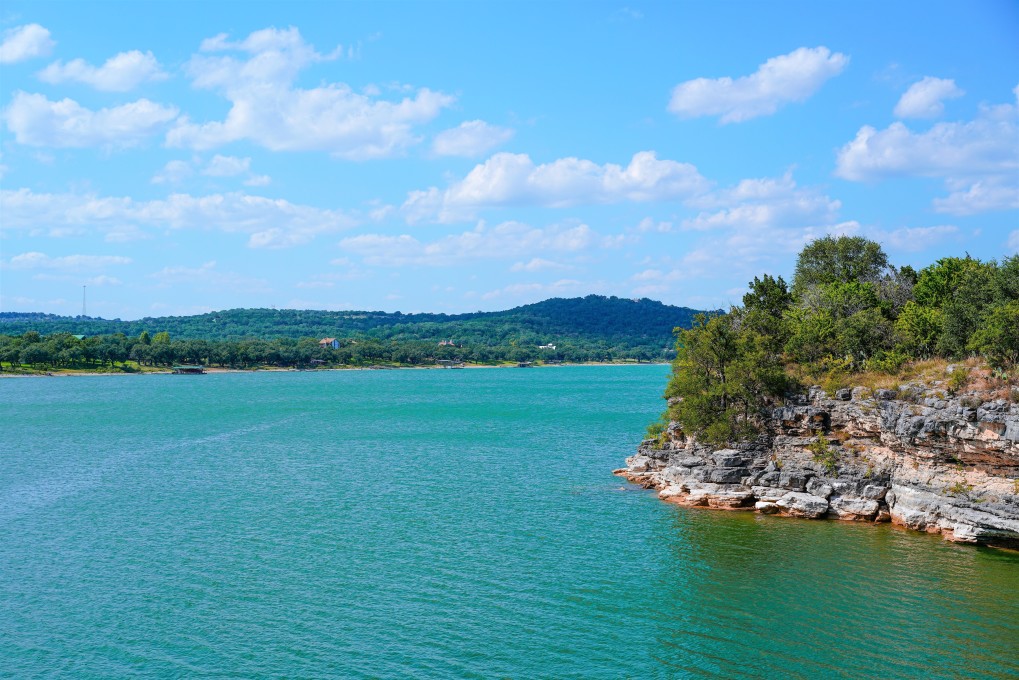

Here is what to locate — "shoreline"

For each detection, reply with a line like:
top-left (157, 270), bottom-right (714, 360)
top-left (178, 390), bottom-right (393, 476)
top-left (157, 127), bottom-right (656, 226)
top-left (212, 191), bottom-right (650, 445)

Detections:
top-left (0, 361), bottom-right (669, 379)
top-left (618, 383), bottom-right (1019, 550)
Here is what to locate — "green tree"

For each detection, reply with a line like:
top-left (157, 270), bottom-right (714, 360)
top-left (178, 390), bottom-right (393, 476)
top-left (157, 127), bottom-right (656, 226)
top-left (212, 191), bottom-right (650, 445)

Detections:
top-left (894, 301), bottom-right (942, 358)
top-left (792, 236), bottom-right (889, 293)
top-left (664, 313), bottom-right (787, 446)
top-left (968, 301), bottom-right (1019, 370)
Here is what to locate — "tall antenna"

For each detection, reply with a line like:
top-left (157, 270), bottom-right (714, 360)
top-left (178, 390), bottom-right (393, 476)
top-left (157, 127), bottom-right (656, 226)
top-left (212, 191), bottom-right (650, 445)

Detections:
top-left (82, 285), bottom-right (87, 317)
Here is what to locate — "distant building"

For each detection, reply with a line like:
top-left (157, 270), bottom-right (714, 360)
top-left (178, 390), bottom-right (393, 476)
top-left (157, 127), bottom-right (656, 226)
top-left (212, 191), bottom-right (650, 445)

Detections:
top-left (538, 343), bottom-right (556, 350)
top-left (438, 339), bottom-right (458, 347)
top-left (319, 338), bottom-right (340, 349)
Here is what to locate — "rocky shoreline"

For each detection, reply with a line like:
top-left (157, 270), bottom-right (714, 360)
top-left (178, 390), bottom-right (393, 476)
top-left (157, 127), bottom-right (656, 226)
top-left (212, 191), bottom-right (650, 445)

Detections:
top-left (616, 380), bottom-right (1019, 548)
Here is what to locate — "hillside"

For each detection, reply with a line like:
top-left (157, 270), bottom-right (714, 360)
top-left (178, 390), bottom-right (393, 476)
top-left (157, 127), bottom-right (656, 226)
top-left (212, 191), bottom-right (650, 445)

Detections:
top-left (0, 295), bottom-right (709, 350)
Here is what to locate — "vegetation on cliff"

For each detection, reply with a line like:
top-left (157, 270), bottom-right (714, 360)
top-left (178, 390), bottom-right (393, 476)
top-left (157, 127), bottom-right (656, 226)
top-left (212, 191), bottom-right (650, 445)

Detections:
top-left (659, 236), bottom-right (1019, 445)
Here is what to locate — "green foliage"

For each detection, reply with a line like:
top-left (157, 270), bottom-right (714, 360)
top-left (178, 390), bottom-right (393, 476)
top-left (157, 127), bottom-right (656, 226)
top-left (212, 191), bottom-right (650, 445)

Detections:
top-left (664, 312), bottom-right (789, 447)
top-left (946, 367), bottom-right (971, 396)
top-left (914, 257), bottom-right (980, 308)
top-left (864, 350), bottom-right (909, 375)
top-left (652, 236), bottom-right (1016, 449)
top-left (0, 296), bottom-right (712, 364)
top-left (807, 432), bottom-right (839, 475)
top-left (792, 235), bottom-right (889, 293)
top-left (0, 296), bottom-right (716, 371)
top-left (968, 301), bottom-right (1019, 370)
top-left (894, 301), bottom-right (942, 358)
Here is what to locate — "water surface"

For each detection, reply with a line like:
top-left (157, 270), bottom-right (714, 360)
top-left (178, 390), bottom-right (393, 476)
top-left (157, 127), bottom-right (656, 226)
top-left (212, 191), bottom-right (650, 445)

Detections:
top-left (2, 366), bottom-right (1017, 678)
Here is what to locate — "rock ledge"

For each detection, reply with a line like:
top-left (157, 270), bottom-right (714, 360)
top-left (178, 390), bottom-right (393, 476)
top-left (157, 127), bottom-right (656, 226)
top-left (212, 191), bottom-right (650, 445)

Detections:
top-left (618, 385), bottom-right (1019, 548)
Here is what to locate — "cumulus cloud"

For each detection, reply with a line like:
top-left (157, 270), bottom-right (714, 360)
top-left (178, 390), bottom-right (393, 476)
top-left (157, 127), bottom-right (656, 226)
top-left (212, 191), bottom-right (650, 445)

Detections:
top-left (37, 50), bottom-right (168, 91)
top-left (877, 225), bottom-right (959, 251)
top-left (432, 120), bottom-right (514, 157)
top-left (150, 260), bottom-right (270, 292)
top-left (5, 91), bottom-right (179, 148)
top-left (4, 251), bottom-right (131, 270)
top-left (0, 188), bottom-right (358, 248)
top-left (202, 154), bottom-right (250, 176)
top-left (403, 151), bottom-right (709, 223)
top-left (0, 24), bottom-right (55, 64)
top-left (668, 46), bottom-right (848, 123)
top-left (510, 258), bottom-right (571, 272)
top-left (683, 172), bottom-right (841, 230)
top-left (166, 26), bottom-right (453, 158)
top-left (836, 88), bottom-right (1019, 214)
top-left (152, 160), bottom-right (192, 184)
top-left (340, 220), bottom-right (596, 266)
top-left (894, 77), bottom-right (964, 119)
top-left (481, 279), bottom-right (585, 301)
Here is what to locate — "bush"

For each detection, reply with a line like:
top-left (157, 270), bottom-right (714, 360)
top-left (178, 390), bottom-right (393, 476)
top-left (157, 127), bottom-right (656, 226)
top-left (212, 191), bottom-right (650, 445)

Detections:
top-left (865, 350), bottom-right (909, 374)
top-left (946, 367), bottom-right (970, 395)
top-left (807, 431), bottom-right (839, 475)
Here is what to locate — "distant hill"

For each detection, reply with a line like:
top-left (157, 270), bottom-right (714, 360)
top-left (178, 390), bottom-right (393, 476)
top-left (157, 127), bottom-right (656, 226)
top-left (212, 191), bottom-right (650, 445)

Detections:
top-left (0, 295), bottom-right (713, 351)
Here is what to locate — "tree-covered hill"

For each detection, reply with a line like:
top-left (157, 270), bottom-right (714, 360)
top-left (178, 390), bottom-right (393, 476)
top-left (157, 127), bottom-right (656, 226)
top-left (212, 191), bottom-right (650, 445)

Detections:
top-left (0, 295), bottom-right (709, 350)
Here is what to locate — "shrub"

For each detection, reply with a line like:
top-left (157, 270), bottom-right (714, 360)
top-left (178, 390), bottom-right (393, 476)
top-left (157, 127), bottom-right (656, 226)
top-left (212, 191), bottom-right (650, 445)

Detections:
top-left (946, 367), bottom-right (970, 395)
top-left (807, 431), bottom-right (839, 475)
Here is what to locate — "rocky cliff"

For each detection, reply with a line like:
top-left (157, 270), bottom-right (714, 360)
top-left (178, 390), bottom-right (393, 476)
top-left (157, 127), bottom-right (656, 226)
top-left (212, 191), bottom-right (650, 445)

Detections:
top-left (617, 378), bottom-right (1019, 548)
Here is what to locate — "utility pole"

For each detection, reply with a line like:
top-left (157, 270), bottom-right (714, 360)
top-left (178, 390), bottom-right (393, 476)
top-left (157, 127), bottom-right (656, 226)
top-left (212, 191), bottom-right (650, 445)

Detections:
top-left (82, 285), bottom-right (87, 317)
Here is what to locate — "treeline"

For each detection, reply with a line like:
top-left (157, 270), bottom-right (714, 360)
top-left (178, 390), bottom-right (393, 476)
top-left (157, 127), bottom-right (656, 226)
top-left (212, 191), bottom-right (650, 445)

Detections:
top-left (0, 330), bottom-right (671, 373)
top-left (660, 236), bottom-right (1019, 445)
top-left (0, 295), bottom-right (706, 351)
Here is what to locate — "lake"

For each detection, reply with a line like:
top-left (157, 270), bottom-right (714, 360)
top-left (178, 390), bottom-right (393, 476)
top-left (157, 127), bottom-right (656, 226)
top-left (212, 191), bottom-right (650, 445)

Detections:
top-left (2, 366), bottom-right (1017, 678)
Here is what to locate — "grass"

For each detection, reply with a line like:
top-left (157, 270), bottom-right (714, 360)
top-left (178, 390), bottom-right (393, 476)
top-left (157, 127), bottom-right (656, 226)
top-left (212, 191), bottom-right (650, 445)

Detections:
top-left (789, 357), bottom-right (1000, 395)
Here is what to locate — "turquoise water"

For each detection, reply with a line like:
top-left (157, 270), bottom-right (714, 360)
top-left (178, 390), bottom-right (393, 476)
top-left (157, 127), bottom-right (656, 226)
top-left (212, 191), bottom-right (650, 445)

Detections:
top-left (2, 366), bottom-right (1017, 679)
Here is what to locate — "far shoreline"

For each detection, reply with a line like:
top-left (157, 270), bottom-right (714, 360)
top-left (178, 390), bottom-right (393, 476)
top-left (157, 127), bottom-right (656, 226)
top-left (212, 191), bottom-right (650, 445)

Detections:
top-left (0, 361), bottom-right (670, 379)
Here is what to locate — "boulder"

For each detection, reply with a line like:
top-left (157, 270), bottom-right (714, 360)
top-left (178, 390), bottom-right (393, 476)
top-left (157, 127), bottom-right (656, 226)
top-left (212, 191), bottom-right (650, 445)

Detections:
top-left (830, 496), bottom-right (880, 520)
top-left (775, 492), bottom-right (830, 519)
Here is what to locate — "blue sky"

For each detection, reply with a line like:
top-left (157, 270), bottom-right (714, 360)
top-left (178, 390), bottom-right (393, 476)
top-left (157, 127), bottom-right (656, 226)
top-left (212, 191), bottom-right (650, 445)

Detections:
top-left (1, 1), bottom-right (1017, 319)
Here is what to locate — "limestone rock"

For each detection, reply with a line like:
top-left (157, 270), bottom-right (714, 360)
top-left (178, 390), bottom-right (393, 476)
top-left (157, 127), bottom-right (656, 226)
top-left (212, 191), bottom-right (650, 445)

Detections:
top-left (621, 381), bottom-right (1019, 548)
top-left (776, 492), bottom-right (830, 519)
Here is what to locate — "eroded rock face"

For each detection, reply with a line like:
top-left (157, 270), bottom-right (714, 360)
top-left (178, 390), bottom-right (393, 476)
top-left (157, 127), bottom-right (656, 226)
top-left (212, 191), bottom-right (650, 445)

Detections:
top-left (617, 384), bottom-right (1019, 548)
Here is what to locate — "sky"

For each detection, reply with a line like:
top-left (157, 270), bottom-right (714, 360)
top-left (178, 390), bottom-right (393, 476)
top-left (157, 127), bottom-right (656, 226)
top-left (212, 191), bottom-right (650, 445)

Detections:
top-left (1, 1), bottom-right (1017, 320)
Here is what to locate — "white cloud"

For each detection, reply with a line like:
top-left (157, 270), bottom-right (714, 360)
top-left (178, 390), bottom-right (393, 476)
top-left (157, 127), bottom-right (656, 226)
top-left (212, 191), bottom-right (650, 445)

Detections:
top-left (668, 46), bottom-right (848, 123)
top-left (894, 77), bottom-right (964, 119)
top-left (0, 188), bottom-right (358, 248)
top-left (5, 91), bottom-right (179, 148)
top-left (167, 26), bottom-right (453, 158)
top-left (37, 50), bottom-right (168, 91)
top-left (510, 258), bottom-right (571, 272)
top-left (0, 24), bottom-right (54, 64)
top-left (877, 225), bottom-right (959, 251)
top-left (932, 177), bottom-right (1019, 215)
top-left (4, 251), bottom-right (131, 270)
top-left (836, 89), bottom-right (1019, 214)
top-left (683, 172), bottom-right (841, 230)
top-left (202, 154), bottom-right (250, 176)
top-left (403, 151), bottom-right (709, 223)
top-left (1007, 230), bottom-right (1019, 253)
top-left (636, 217), bottom-right (674, 233)
top-left (150, 260), bottom-right (270, 292)
top-left (244, 174), bottom-right (271, 187)
top-left (633, 220), bottom-right (862, 299)
top-left (152, 160), bottom-right (192, 184)
top-left (432, 120), bottom-right (514, 157)
top-left (340, 220), bottom-right (596, 266)
top-left (481, 279), bottom-right (585, 301)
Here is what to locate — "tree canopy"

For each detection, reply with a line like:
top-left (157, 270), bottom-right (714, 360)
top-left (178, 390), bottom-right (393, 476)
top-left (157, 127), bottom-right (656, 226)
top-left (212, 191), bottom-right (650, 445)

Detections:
top-left (660, 237), bottom-right (1019, 447)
